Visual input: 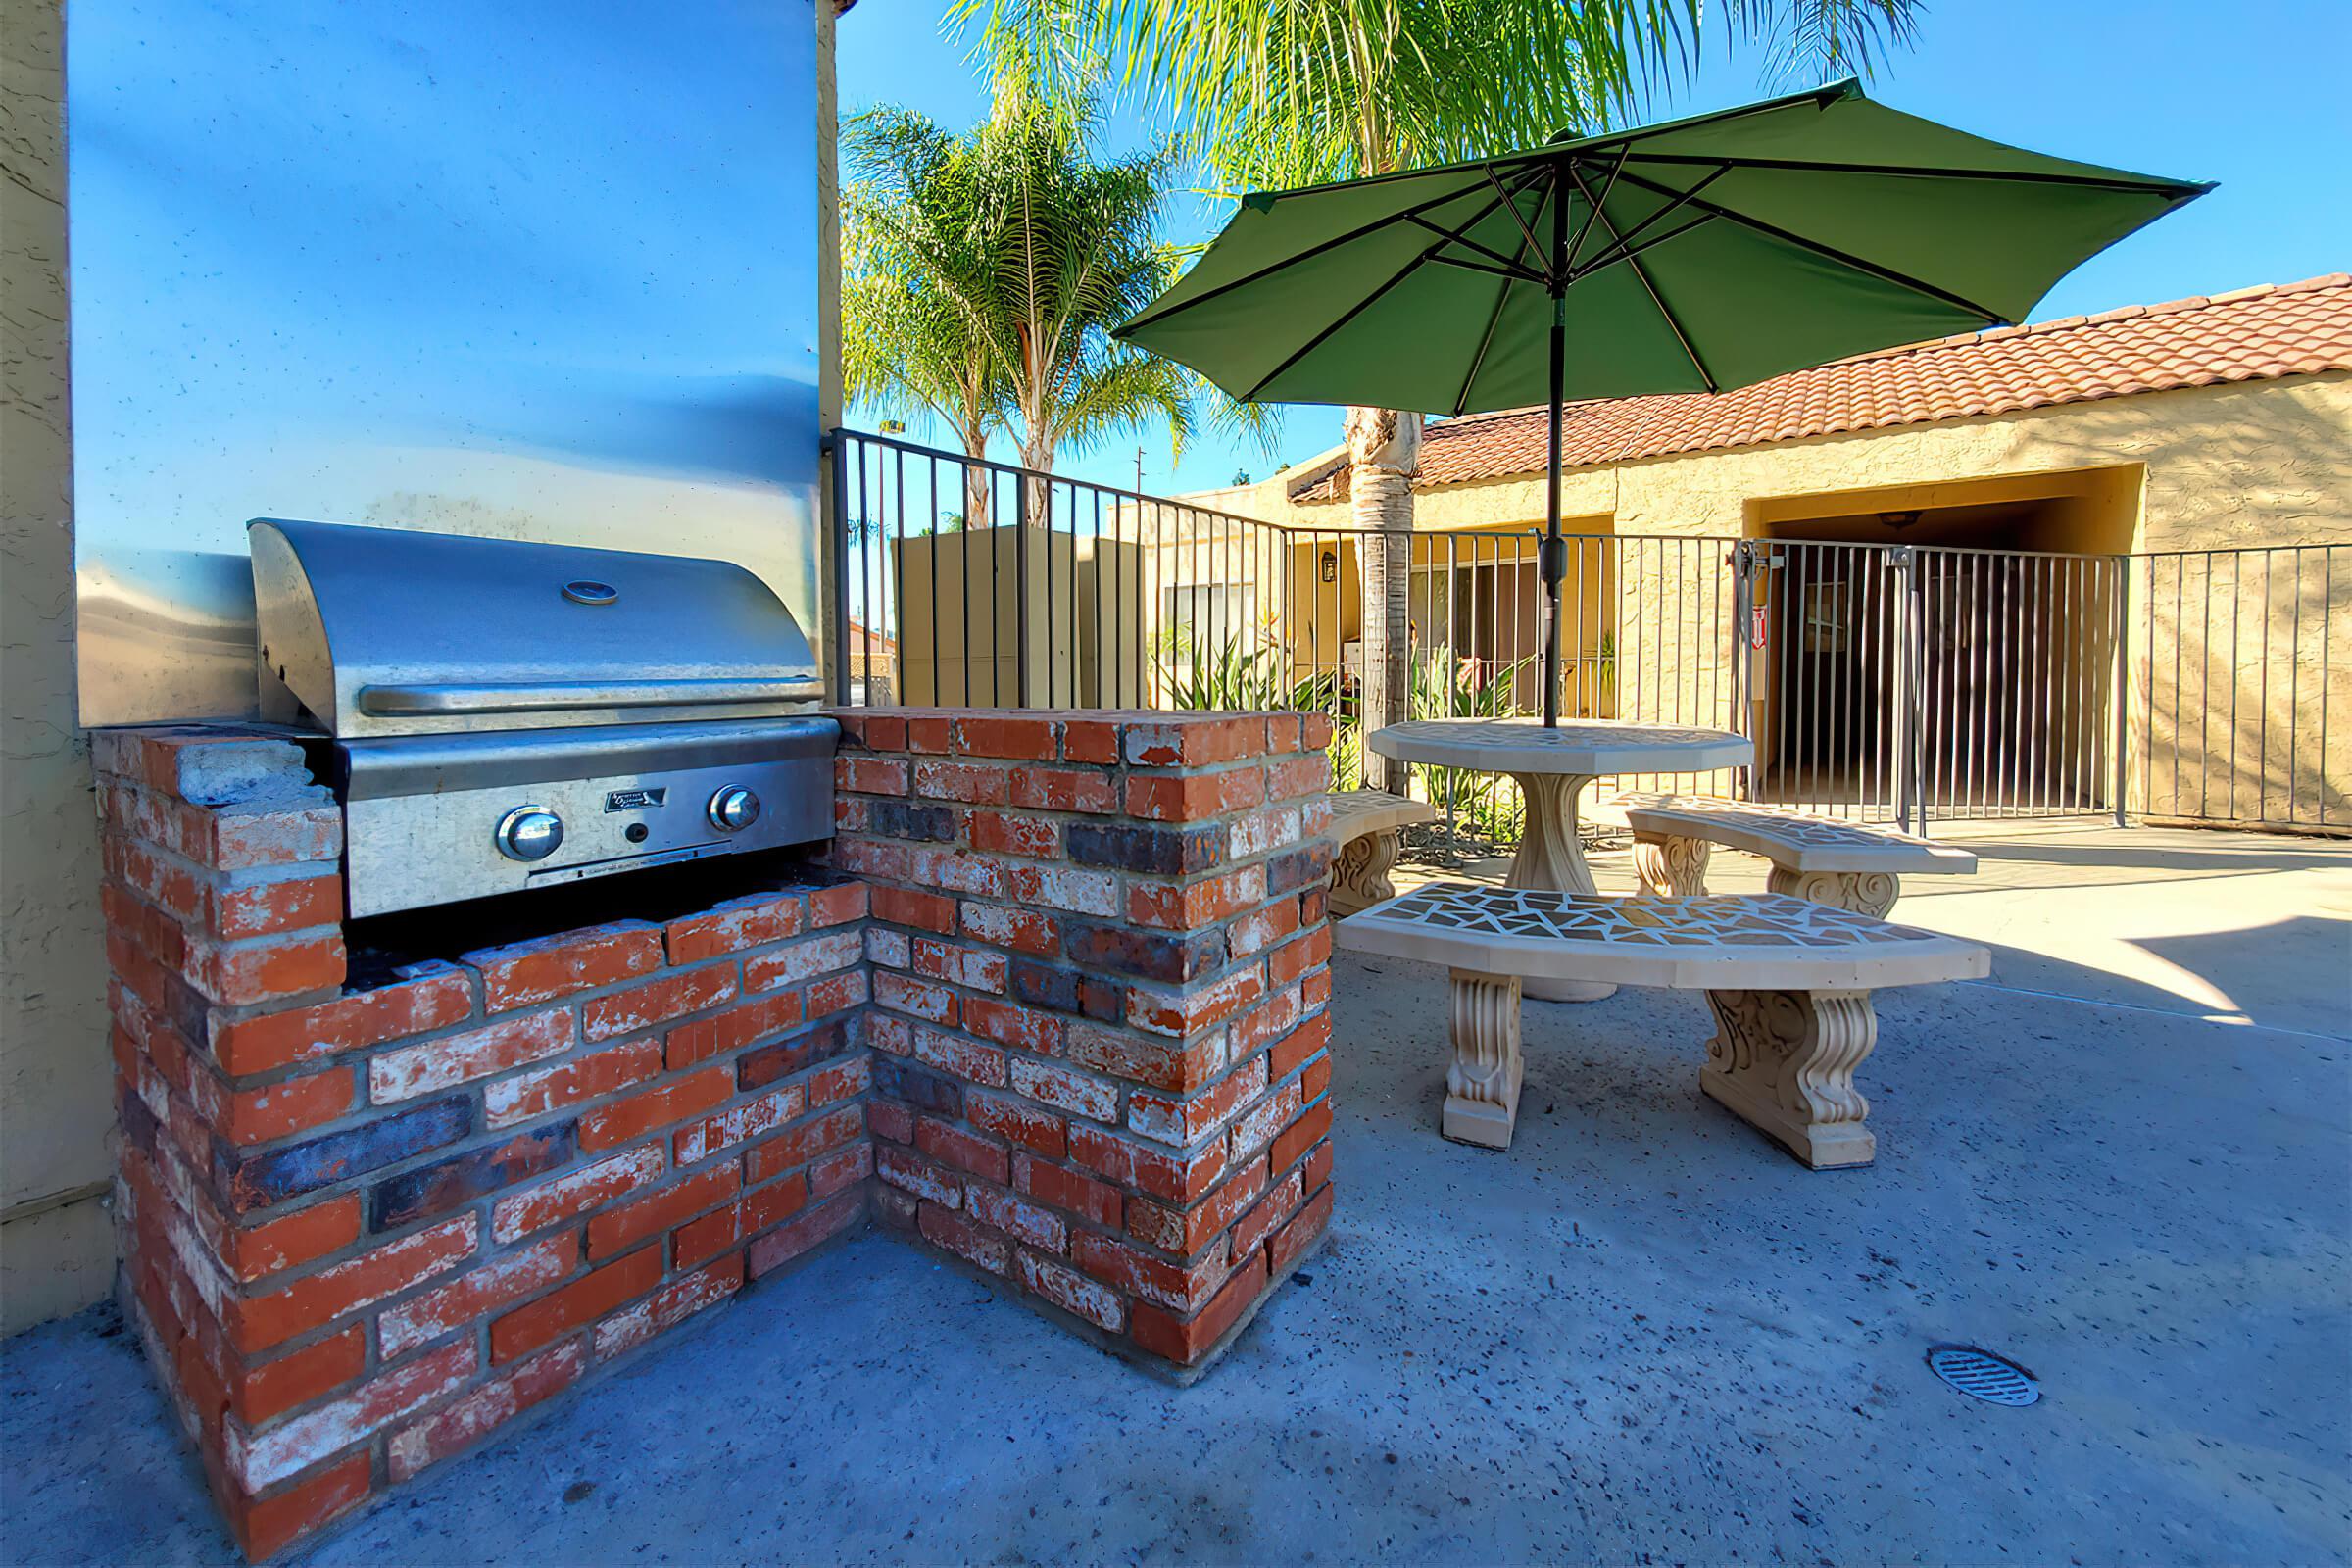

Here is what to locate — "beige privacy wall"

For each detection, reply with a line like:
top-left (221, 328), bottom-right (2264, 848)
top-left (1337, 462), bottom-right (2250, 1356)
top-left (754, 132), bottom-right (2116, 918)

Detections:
top-left (2, 0), bottom-right (117, 1333)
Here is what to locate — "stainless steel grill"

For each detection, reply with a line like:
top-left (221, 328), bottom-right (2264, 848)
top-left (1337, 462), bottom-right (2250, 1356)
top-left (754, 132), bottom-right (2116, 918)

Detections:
top-left (250, 519), bottom-right (836, 917)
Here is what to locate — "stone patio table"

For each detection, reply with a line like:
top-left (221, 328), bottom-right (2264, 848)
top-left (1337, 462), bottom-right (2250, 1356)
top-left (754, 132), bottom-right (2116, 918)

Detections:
top-left (1366, 718), bottom-right (1753, 1001)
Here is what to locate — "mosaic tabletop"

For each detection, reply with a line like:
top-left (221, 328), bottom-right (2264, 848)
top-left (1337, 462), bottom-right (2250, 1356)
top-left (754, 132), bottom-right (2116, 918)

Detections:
top-left (1336, 882), bottom-right (1987, 989)
top-left (1367, 719), bottom-right (1752, 776)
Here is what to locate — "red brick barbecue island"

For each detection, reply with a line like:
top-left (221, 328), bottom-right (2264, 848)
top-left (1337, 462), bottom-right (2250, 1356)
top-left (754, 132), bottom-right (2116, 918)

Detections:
top-left (96, 709), bottom-right (1338, 1558)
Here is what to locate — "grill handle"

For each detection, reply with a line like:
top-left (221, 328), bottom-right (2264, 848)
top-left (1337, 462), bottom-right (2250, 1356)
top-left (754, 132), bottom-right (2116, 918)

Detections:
top-left (356, 677), bottom-right (823, 716)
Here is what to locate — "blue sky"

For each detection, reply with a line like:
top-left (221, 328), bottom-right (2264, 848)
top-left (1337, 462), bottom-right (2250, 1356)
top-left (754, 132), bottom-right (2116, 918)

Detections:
top-left (837, 0), bottom-right (2349, 499)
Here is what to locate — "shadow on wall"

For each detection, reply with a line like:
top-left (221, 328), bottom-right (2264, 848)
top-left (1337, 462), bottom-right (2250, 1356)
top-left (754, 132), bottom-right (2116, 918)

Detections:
top-left (2024, 378), bottom-right (2351, 828)
top-left (2131, 544), bottom-right (2348, 825)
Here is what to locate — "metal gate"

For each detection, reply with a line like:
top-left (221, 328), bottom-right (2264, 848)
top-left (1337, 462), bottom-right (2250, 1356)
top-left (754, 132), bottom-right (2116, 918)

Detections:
top-left (1734, 540), bottom-right (2130, 829)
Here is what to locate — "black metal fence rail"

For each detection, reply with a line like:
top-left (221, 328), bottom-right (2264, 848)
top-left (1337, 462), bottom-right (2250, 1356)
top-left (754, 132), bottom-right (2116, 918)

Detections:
top-left (2132, 544), bottom-right (2344, 830)
top-left (830, 428), bottom-right (2345, 840)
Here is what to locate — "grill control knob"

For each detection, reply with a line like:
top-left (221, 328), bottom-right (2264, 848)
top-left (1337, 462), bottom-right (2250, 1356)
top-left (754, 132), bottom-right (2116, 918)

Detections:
top-left (495, 806), bottom-right (565, 861)
top-left (708, 785), bottom-right (761, 832)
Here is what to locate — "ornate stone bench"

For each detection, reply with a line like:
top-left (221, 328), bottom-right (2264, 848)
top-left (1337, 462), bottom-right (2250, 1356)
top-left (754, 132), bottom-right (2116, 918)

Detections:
top-left (1324, 789), bottom-right (1437, 914)
top-left (1613, 794), bottom-right (1977, 916)
top-left (1334, 882), bottom-right (1988, 1168)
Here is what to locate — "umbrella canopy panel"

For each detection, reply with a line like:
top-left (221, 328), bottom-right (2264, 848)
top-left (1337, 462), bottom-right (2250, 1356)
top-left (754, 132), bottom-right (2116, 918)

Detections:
top-left (1118, 81), bottom-right (2210, 416)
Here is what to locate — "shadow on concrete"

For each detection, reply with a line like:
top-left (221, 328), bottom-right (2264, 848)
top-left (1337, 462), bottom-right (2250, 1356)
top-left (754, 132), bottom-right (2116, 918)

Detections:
top-left (2128, 916), bottom-right (2352, 1037)
top-left (1947, 914), bottom-right (2350, 1038)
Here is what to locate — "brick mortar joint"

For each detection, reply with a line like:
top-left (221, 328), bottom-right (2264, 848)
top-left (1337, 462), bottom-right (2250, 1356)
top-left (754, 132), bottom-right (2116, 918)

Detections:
top-left (104, 875), bottom-right (346, 950)
top-left (97, 764), bottom-right (340, 823)
top-left (127, 1045), bottom-right (881, 1314)
top-left (141, 1000), bottom-right (867, 1240)
top-left (103, 828), bottom-right (346, 894)
top-left (202, 914), bottom-right (872, 1076)
top-left (874, 1139), bottom-right (1329, 1277)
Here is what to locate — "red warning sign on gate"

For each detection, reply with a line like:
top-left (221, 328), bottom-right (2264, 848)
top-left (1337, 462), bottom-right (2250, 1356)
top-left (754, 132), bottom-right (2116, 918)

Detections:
top-left (1750, 607), bottom-right (1768, 649)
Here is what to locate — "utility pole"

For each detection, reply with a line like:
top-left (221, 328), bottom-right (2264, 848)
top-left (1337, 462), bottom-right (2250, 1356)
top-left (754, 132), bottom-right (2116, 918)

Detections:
top-left (1135, 445), bottom-right (1144, 496)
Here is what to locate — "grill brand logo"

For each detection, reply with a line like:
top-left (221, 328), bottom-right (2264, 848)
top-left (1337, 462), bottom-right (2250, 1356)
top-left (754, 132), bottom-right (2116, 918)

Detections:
top-left (605, 788), bottom-right (668, 811)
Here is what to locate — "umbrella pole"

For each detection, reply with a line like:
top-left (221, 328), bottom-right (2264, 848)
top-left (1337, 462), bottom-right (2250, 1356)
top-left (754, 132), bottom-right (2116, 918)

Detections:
top-left (1539, 164), bottom-right (1570, 729)
top-left (1541, 282), bottom-right (1567, 729)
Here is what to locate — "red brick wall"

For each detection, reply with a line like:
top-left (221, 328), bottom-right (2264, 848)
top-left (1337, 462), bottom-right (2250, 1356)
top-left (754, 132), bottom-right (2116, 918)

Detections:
top-left (98, 729), bottom-right (873, 1559)
top-left (835, 710), bottom-right (1336, 1370)
top-left (98, 710), bottom-right (1338, 1558)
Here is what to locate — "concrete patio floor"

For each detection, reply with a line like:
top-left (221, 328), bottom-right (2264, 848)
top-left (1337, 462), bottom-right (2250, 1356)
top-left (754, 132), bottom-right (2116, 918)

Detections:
top-left (5, 821), bottom-right (2347, 1565)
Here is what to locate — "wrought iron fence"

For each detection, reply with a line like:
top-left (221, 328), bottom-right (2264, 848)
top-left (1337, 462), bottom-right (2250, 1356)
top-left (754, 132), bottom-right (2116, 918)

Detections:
top-left (830, 428), bottom-right (2346, 843)
top-left (829, 430), bottom-right (1744, 854)
top-left (2130, 544), bottom-right (2344, 830)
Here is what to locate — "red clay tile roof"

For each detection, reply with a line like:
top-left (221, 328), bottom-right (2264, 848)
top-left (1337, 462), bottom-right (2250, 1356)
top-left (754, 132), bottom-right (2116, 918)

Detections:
top-left (1289, 274), bottom-right (2352, 503)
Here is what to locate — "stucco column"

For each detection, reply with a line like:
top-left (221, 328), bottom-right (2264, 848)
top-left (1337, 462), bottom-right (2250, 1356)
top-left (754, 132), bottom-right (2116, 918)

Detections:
top-left (1, 0), bottom-right (118, 1332)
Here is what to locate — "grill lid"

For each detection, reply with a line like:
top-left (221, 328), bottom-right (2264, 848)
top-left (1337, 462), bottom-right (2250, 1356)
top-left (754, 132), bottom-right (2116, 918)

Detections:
top-left (249, 519), bottom-right (822, 737)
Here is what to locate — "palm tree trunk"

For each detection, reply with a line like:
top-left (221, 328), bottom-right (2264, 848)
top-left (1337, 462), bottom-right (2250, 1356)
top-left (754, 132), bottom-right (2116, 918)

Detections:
top-left (962, 420), bottom-right (993, 529)
top-left (1346, 406), bottom-right (1421, 793)
top-left (1013, 435), bottom-right (1058, 709)
top-left (1018, 437), bottom-right (1053, 543)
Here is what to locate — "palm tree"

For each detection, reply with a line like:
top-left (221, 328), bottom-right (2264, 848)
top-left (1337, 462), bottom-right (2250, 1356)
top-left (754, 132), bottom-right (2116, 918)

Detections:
top-left (966, 81), bottom-right (1199, 511)
top-left (843, 46), bottom-right (1225, 527)
top-left (841, 108), bottom-right (1012, 523)
top-left (978, 0), bottom-right (1921, 783)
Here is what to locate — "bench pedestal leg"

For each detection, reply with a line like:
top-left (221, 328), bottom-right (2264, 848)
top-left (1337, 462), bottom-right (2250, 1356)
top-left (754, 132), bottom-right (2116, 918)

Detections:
top-left (1509, 772), bottom-right (1614, 1003)
top-left (1631, 832), bottom-right (1711, 898)
top-left (1766, 867), bottom-right (1901, 918)
top-left (1444, 968), bottom-right (1524, 1150)
top-left (1329, 827), bottom-right (1401, 915)
top-left (1699, 989), bottom-right (1878, 1169)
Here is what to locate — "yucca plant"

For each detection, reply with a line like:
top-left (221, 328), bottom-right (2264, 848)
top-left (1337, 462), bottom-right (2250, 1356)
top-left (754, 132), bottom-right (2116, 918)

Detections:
top-left (1158, 631), bottom-right (1362, 788)
top-left (1409, 650), bottom-right (1536, 846)
top-left (1322, 711), bottom-right (1366, 791)
top-left (1157, 629), bottom-right (1293, 711)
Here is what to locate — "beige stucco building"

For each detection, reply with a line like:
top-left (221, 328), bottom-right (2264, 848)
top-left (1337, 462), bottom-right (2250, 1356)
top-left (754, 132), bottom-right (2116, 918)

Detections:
top-left (1187, 277), bottom-right (2350, 827)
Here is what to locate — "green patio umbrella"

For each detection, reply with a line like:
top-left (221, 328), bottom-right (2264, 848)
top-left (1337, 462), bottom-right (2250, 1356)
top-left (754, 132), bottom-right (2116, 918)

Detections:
top-left (1114, 79), bottom-right (2210, 725)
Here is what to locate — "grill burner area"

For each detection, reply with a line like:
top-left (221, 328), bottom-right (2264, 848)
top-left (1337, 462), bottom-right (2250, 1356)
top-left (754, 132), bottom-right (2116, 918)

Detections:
top-left (249, 518), bottom-right (836, 916)
top-left (341, 847), bottom-right (848, 989)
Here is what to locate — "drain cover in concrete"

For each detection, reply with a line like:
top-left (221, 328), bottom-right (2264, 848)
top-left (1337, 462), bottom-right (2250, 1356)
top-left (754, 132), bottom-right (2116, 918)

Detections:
top-left (1926, 1346), bottom-right (2040, 1406)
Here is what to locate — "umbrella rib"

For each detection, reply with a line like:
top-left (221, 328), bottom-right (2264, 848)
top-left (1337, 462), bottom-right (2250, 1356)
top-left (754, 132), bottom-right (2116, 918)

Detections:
top-left (1617, 151), bottom-right (2210, 195)
top-left (1428, 254), bottom-right (1544, 282)
top-left (1451, 170), bottom-right (1554, 417)
top-left (1402, 215), bottom-right (1546, 282)
top-left (1565, 211), bottom-right (1719, 285)
top-left (1607, 165), bottom-right (2011, 325)
top-left (1565, 164), bottom-right (1730, 280)
top-left (1484, 166), bottom-right (1550, 274)
top-left (1562, 153), bottom-right (1623, 275)
top-left (1567, 163), bottom-right (1719, 394)
top-left (1237, 178), bottom-right (1529, 402)
top-left (1116, 178), bottom-right (1505, 336)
